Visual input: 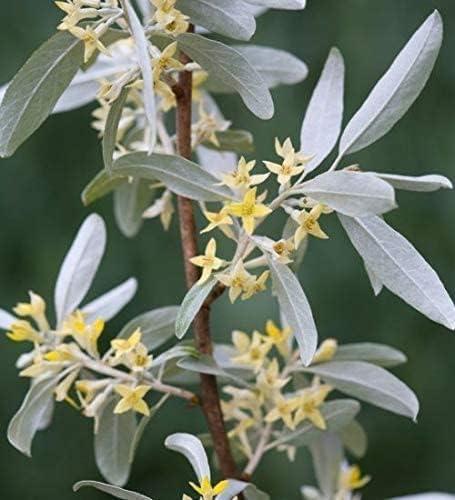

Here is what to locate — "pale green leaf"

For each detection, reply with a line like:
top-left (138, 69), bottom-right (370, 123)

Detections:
top-left (332, 342), bottom-right (407, 368)
top-left (297, 171), bottom-right (397, 217)
top-left (267, 256), bottom-right (317, 366)
top-left (178, 33), bottom-right (274, 120)
top-left (54, 214), bottom-right (106, 325)
top-left (310, 433), bottom-right (343, 497)
top-left (82, 169), bottom-right (128, 206)
top-left (372, 172), bottom-right (453, 192)
top-left (114, 178), bottom-right (156, 238)
top-left (104, 87), bottom-right (130, 171)
top-left (203, 129), bottom-right (254, 154)
top-left (95, 398), bottom-right (137, 486)
top-left (73, 481), bottom-right (152, 500)
top-left (175, 277), bottom-right (217, 339)
top-left (300, 48), bottom-right (344, 172)
top-left (165, 433), bottom-right (211, 481)
top-left (303, 360), bottom-right (419, 419)
top-left (7, 375), bottom-right (60, 456)
top-left (243, 0), bottom-right (306, 9)
top-left (339, 11), bottom-right (443, 155)
top-left (339, 214), bottom-right (455, 330)
top-left (177, 0), bottom-right (256, 41)
top-left (113, 152), bottom-right (234, 201)
top-left (0, 31), bottom-right (83, 157)
top-left (339, 420), bottom-right (368, 458)
top-left (118, 306), bottom-right (180, 350)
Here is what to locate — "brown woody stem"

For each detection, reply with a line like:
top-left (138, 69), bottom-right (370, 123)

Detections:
top-left (174, 28), bottom-right (239, 480)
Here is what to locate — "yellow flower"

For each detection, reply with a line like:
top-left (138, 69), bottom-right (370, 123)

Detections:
top-left (217, 260), bottom-right (255, 303)
top-left (14, 291), bottom-right (50, 332)
top-left (44, 344), bottom-right (78, 363)
top-left (292, 204), bottom-right (329, 248)
top-left (189, 476), bottom-right (229, 500)
top-left (192, 70), bottom-right (208, 102)
top-left (6, 320), bottom-right (42, 343)
top-left (293, 378), bottom-right (332, 429)
top-left (68, 24), bottom-right (109, 63)
top-left (201, 209), bottom-right (233, 234)
top-left (265, 320), bottom-right (292, 357)
top-left (152, 0), bottom-right (190, 35)
top-left (55, 368), bottom-right (80, 402)
top-left (111, 328), bottom-right (142, 361)
top-left (190, 238), bottom-right (226, 284)
top-left (192, 105), bottom-right (231, 148)
top-left (265, 393), bottom-right (301, 430)
top-left (228, 417), bottom-right (255, 458)
top-left (339, 465), bottom-right (371, 492)
top-left (241, 270), bottom-right (270, 300)
top-left (225, 188), bottom-right (272, 235)
top-left (55, 1), bottom-right (99, 30)
top-left (114, 384), bottom-right (151, 416)
top-left (231, 330), bottom-right (272, 373)
top-left (256, 358), bottom-right (290, 398)
top-left (143, 190), bottom-right (175, 230)
top-left (63, 311), bottom-right (105, 358)
top-left (272, 238), bottom-right (295, 264)
top-left (312, 338), bottom-right (338, 364)
top-left (152, 42), bottom-right (185, 82)
top-left (263, 138), bottom-right (311, 185)
top-left (155, 80), bottom-right (177, 111)
top-left (219, 157), bottom-right (269, 190)
top-left (125, 342), bottom-right (153, 372)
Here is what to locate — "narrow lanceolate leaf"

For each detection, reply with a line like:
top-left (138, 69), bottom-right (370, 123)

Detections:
top-left (216, 480), bottom-right (249, 500)
top-left (113, 152), bottom-right (234, 201)
top-left (165, 433), bottom-right (211, 481)
top-left (0, 31), bottom-right (83, 157)
top-left (95, 398), bottom-right (137, 487)
top-left (339, 214), bottom-right (455, 330)
top-left (300, 48), bottom-right (344, 172)
top-left (175, 277), bottom-right (217, 339)
top-left (243, 0), bottom-right (306, 9)
top-left (310, 433), bottom-right (343, 498)
top-left (8, 375), bottom-right (60, 456)
top-left (114, 179), bottom-right (155, 238)
top-left (196, 146), bottom-right (237, 181)
top-left (339, 420), bottom-right (368, 458)
top-left (176, 0), bottom-right (256, 41)
top-left (298, 171), bottom-right (396, 217)
top-left (372, 172), bottom-right (453, 192)
top-left (73, 481), bottom-right (152, 500)
top-left (273, 400), bottom-right (360, 448)
top-left (82, 278), bottom-right (138, 323)
top-left (303, 360), bottom-right (419, 420)
top-left (365, 262), bottom-right (383, 296)
top-left (54, 214), bottom-right (106, 325)
top-left (121, 0), bottom-right (156, 153)
top-left (118, 306), bottom-right (180, 350)
top-left (103, 87), bottom-right (129, 171)
top-left (332, 342), bottom-right (407, 368)
top-left (339, 11), bottom-right (443, 155)
top-left (178, 34), bottom-right (274, 120)
top-left (203, 129), bottom-right (254, 154)
top-left (0, 308), bottom-right (15, 329)
top-left (205, 45), bottom-right (307, 92)
top-left (267, 257), bottom-right (317, 365)
top-left (82, 169), bottom-right (128, 206)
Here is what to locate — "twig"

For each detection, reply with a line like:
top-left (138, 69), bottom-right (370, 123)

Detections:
top-left (174, 25), bottom-right (240, 480)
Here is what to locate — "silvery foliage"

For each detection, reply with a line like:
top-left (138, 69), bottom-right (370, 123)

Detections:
top-left (0, 1), bottom-right (453, 499)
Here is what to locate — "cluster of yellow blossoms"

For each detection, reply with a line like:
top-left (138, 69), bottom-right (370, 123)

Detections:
top-left (4, 291), bottom-right (168, 419)
top-left (219, 321), bottom-right (337, 462)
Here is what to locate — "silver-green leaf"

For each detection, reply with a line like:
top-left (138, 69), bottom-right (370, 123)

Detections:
top-left (300, 47), bottom-right (344, 172)
top-left (372, 172), bottom-right (453, 192)
top-left (339, 420), bottom-right (368, 458)
top-left (7, 375), bottom-right (60, 456)
top-left (267, 257), bottom-right (317, 366)
top-left (303, 360), bottom-right (419, 420)
top-left (113, 152), bottom-right (234, 201)
top-left (298, 171), bottom-right (396, 217)
top-left (95, 398), bottom-right (137, 487)
top-left (118, 306), bottom-right (180, 350)
top-left (176, 277), bottom-right (217, 339)
top-left (0, 31), bottom-right (83, 157)
top-left (178, 33), bottom-right (274, 120)
top-left (177, 0), bottom-right (256, 41)
top-left (73, 481), bottom-right (152, 500)
top-left (339, 214), bottom-right (455, 330)
top-left (339, 11), bottom-right (443, 155)
top-left (331, 342), bottom-right (407, 368)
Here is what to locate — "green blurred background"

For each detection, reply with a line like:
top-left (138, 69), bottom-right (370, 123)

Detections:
top-left (1, 0), bottom-right (454, 498)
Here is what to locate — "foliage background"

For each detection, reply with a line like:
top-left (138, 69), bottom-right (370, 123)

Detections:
top-left (0, 0), bottom-right (454, 498)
